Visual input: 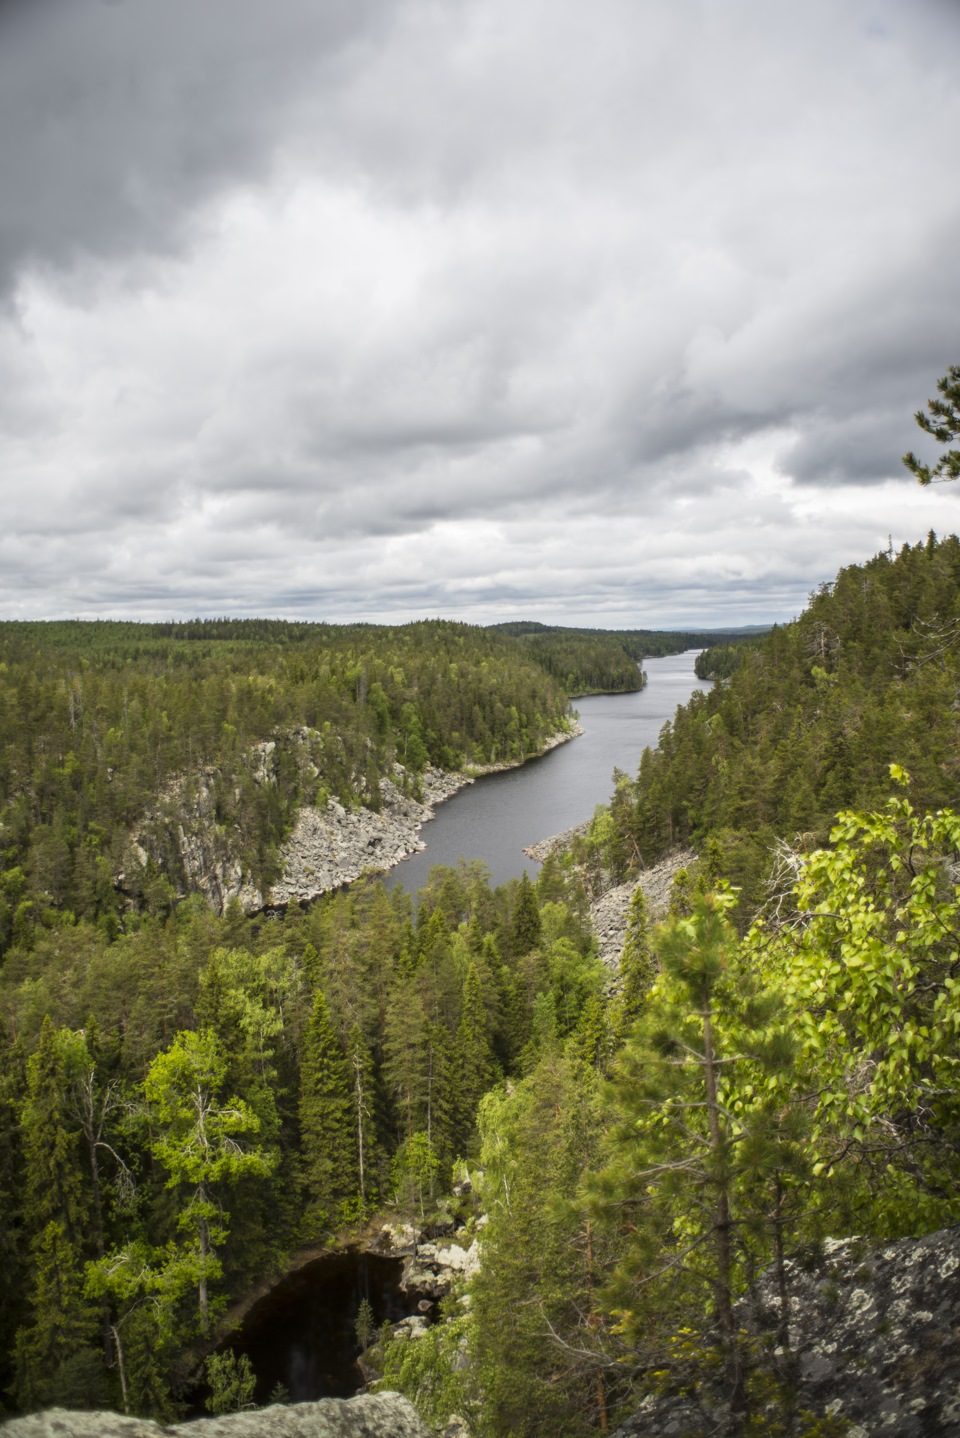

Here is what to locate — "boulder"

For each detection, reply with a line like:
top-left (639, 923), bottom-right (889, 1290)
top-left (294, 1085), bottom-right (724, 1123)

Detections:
top-left (1, 1394), bottom-right (430, 1438)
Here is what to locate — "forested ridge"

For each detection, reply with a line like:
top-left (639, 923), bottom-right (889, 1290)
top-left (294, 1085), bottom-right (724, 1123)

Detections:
top-left (5, 546), bottom-right (960, 1434)
top-left (0, 618), bottom-right (577, 949)
top-left (490, 621), bottom-right (767, 693)
top-left (586, 533), bottom-right (960, 909)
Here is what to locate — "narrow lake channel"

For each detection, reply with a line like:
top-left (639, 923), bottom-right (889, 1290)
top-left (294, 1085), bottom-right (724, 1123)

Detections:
top-left (385, 650), bottom-right (712, 893)
top-left (218, 651), bottom-right (711, 1405)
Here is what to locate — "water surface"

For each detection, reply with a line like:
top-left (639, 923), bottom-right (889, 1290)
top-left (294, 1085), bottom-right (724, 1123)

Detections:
top-left (385, 651), bottom-right (710, 892)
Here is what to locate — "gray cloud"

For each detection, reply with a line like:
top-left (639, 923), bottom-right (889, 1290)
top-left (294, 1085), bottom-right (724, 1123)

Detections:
top-left (1, 0), bottom-right (959, 624)
top-left (0, 0), bottom-right (389, 290)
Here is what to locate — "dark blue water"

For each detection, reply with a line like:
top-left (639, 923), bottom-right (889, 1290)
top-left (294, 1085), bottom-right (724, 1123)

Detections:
top-left (385, 651), bottom-right (711, 892)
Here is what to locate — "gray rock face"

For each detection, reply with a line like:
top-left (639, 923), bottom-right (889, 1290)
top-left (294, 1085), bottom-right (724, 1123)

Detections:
top-left (1, 1394), bottom-right (430, 1438)
top-left (119, 738), bottom-right (283, 916)
top-left (589, 851), bottom-right (695, 975)
top-left (271, 769), bottom-right (466, 906)
top-left (613, 1225), bottom-right (960, 1437)
top-left (369, 1222), bottom-right (481, 1308)
top-left (120, 722), bottom-right (583, 918)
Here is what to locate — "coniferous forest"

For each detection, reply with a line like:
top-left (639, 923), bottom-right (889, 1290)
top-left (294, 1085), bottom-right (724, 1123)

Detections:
top-left (4, 540), bottom-right (960, 1432)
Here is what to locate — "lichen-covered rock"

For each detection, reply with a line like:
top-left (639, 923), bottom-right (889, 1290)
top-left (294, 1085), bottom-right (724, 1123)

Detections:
top-left (398, 1239), bottom-right (482, 1304)
top-left (270, 769), bottom-right (464, 906)
top-left (589, 851), bottom-right (695, 975)
top-left (612, 1226), bottom-right (960, 1437)
top-left (1, 1393), bottom-right (431, 1438)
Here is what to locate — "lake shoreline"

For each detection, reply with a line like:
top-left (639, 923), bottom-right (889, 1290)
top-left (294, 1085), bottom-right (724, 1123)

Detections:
top-left (269, 721), bottom-right (585, 907)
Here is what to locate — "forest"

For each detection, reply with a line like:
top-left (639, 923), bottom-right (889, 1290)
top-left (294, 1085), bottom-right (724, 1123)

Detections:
top-left (3, 540), bottom-right (960, 1433)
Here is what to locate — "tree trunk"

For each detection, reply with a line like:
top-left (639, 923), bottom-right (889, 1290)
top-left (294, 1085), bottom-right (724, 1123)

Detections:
top-left (111, 1324), bottom-right (130, 1415)
top-left (702, 1002), bottom-right (745, 1421)
top-left (198, 1214), bottom-right (210, 1329)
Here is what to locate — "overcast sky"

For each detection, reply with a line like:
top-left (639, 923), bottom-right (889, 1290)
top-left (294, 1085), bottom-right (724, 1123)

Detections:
top-left (1, 0), bottom-right (959, 628)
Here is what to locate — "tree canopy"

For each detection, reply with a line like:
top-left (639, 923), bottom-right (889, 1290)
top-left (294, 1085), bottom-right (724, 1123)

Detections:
top-left (903, 363), bottom-right (960, 484)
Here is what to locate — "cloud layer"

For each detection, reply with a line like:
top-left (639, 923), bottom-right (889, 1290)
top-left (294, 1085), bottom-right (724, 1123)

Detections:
top-left (2, 0), bottom-right (959, 624)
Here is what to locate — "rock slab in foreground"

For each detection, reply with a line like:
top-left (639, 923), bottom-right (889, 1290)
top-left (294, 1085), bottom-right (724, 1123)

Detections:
top-left (1, 1394), bottom-right (430, 1438)
top-left (613, 1225), bottom-right (960, 1437)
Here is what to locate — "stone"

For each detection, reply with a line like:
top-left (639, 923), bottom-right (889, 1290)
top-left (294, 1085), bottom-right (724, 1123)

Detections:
top-left (399, 1238), bottom-right (481, 1303)
top-left (1, 1393), bottom-right (431, 1438)
top-left (587, 850), bottom-right (695, 977)
top-left (611, 1225), bottom-right (960, 1437)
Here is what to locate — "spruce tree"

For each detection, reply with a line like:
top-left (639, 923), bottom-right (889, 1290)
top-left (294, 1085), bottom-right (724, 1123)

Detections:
top-left (298, 991), bottom-right (358, 1232)
top-left (382, 988), bottom-right (429, 1140)
top-left (13, 1019), bottom-right (99, 1409)
top-left (453, 963), bottom-right (495, 1153)
top-left (424, 1019), bottom-right (456, 1183)
top-left (511, 872), bottom-right (542, 957)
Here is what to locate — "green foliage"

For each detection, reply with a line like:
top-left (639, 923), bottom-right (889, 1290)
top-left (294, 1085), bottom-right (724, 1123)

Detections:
top-left (205, 1350), bottom-right (256, 1415)
top-left (298, 991), bottom-right (357, 1234)
top-left (902, 363), bottom-right (960, 484)
top-left (354, 1296), bottom-right (375, 1353)
top-left (471, 1053), bottom-right (622, 1437)
top-left (694, 636), bottom-right (764, 681)
top-left (391, 1131), bottom-right (440, 1221)
top-left (145, 1029), bottom-right (275, 1330)
top-left (750, 775), bottom-right (960, 1232)
top-left (511, 871), bottom-right (542, 956)
top-left (594, 894), bottom-right (805, 1416)
top-left (377, 1311), bottom-right (473, 1432)
top-left (613, 886), bottom-right (656, 1037)
top-left (598, 535), bottom-right (960, 905)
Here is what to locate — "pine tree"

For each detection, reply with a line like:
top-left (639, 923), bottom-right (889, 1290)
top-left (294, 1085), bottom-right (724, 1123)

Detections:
top-left (594, 894), bottom-right (804, 1422)
top-left (298, 992), bottom-right (358, 1232)
top-left (902, 363), bottom-right (960, 484)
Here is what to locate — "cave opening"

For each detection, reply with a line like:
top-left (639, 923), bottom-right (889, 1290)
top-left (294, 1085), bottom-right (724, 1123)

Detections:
top-left (217, 1251), bottom-right (410, 1407)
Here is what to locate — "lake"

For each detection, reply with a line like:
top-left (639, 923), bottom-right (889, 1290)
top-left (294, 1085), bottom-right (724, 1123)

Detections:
top-left (384, 650), bottom-right (711, 893)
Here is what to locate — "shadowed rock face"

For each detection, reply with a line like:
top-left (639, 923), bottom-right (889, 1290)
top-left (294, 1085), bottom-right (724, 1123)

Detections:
top-left (1, 1392), bottom-right (431, 1438)
top-left (613, 1226), bottom-right (960, 1437)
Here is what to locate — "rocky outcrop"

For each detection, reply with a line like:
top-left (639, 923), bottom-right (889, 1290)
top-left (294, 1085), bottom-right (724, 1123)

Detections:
top-left (589, 850), bottom-right (696, 974)
top-left (271, 724), bottom-right (583, 907)
top-left (120, 725), bottom-right (583, 918)
top-left (613, 1225), bottom-right (960, 1438)
top-left (370, 1221), bottom-right (482, 1311)
top-left (118, 739), bottom-right (283, 916)
top-left (270, 769), bottom-right (465, 907)
top-left (0, 1393), bottom-right (431, 1438)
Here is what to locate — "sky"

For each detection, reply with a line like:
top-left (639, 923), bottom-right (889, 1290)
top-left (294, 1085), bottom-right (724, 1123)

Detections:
top-left (1, 0), bottom-right (959, 629)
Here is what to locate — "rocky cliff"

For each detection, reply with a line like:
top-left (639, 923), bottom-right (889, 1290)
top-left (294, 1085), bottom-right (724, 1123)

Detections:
top-left (0, 1393), bottom-right (430, 1438)
top-left (588, 850), bottom-right (695, 974)
top-left (614, 1225), bottom-right (960, 1438)
top-left (121, 727), bottom-right (583, 917)
top-left (270, 768), bottom-right (465, 908)
top-left (524, 816), bottom-right (696, 976)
